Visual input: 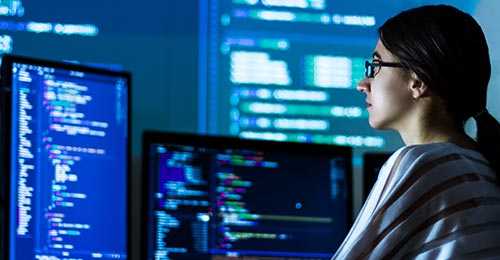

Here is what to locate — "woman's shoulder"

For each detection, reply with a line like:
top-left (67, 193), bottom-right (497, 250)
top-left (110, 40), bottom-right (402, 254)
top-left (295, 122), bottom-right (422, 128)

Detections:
top-left (364, 142), bottom-right (500, 260)
top-left (396, 142), bottom-right (487, 165)
top-left (390, 142), bottom-right (495, 183)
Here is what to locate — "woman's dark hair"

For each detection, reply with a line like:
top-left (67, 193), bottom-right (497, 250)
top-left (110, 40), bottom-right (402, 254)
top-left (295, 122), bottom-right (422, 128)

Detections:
top-left (379, 4), bottom-right (500, 175)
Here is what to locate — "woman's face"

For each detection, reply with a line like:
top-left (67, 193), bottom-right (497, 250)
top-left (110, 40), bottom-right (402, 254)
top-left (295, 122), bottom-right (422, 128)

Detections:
top-left (357, 40), bottom-right (414, 131)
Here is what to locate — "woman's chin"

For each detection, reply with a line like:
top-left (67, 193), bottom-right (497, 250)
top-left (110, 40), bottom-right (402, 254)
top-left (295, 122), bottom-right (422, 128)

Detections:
top-left (368, 119), bottom-right (380, 129)
top-left (368, 119), bottom-right (387, 130)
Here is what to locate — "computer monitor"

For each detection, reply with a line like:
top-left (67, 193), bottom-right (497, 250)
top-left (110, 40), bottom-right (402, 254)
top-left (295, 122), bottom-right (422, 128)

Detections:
top-left (362, 152), bottom-right (392, 202)
top-left (142, 131), bottom-right (352, 260)
top-left (0, 54), bottom-right (131, 260)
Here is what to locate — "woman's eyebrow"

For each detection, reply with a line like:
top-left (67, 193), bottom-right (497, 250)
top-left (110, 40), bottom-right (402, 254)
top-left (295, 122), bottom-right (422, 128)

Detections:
top-left (372, 51), bottom-right (381, 59)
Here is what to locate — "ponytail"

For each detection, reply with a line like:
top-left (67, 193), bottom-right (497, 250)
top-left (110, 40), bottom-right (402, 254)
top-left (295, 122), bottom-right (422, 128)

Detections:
top-left (475, 110), bottom-right (500, 180)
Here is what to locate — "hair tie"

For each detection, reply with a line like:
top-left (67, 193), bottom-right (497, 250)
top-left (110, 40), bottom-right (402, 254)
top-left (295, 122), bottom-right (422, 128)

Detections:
top-left (473, 108), bottom-right (488, 120)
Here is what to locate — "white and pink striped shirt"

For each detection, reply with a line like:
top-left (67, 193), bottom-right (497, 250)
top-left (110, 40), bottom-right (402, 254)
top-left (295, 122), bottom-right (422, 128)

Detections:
top-left (332, 142), bottom-right (500, 260)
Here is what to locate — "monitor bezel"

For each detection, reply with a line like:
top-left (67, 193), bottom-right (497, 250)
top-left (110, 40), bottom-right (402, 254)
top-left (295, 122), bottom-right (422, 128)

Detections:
top-left (0, 54), bottom-right (132, 260)
top-left (140, 130), bottom-right (353, 259)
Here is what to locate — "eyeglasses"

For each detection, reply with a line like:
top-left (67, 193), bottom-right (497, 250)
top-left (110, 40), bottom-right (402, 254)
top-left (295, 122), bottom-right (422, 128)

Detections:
top-left (365, 60), bottom-right (405, 78)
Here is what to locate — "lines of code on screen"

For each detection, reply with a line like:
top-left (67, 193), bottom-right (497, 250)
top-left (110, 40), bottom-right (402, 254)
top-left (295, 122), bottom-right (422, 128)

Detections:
top-left (8, 61), bottom-right (128, 259)
top-left (202, 0), bottom-right (405, 163)
top-left (147, 141), bottom-right (349, 260)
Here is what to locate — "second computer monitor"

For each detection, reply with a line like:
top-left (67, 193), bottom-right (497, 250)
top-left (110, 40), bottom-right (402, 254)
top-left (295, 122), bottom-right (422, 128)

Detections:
top-left (142, 131), bottom-right (352, 260)
top-left (0, 54), bottom-right (131, 260)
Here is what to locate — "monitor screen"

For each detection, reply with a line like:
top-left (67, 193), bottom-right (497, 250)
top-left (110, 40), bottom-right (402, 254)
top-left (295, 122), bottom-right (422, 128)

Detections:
top-left (142, 131), bottom-right (352, 260)
top-left (198, 0), bottom-right (480, 166)
top-left (0, 54), bottom-right (131, 260)
top-left (362, 152), bottom-right (392, 202)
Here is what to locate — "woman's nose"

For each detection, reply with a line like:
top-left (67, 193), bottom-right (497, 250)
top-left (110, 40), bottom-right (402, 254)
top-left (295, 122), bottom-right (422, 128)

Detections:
top-left (356, 77), bottom-right (371, 93)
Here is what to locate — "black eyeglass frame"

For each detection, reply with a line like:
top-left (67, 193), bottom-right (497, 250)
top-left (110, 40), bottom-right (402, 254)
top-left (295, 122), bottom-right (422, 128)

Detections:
top-left (365, 60), bottom-right (405, 78)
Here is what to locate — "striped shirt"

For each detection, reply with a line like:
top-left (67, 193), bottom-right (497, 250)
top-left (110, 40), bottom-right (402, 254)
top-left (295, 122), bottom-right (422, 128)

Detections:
top-left (332, 142), bottom-right (500, 260)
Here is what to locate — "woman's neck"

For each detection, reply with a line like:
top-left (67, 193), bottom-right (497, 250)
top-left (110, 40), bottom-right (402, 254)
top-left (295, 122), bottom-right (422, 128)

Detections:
top-left (398, 110), bottom-right (478, 152)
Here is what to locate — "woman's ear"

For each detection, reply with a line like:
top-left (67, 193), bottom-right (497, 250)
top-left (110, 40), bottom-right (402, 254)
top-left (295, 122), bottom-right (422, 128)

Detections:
top-left (409, 72), bottom-right (429, 99)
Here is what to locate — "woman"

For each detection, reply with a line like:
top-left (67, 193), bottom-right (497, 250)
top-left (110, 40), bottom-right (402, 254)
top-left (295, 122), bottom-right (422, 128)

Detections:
top-left (332, 5), bottom-right (500, 259)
